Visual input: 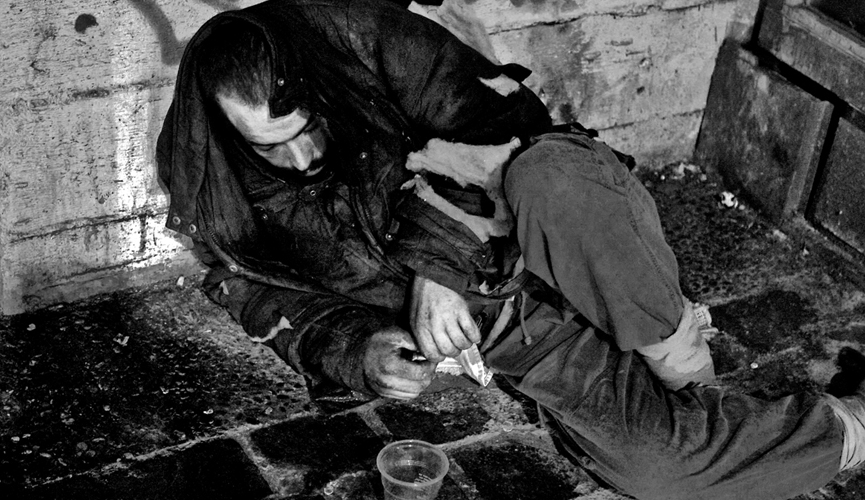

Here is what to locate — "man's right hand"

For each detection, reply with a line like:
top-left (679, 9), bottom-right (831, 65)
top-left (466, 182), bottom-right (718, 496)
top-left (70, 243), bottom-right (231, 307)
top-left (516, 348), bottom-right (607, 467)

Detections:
top-left (363, 326), bottom-right (436, 400)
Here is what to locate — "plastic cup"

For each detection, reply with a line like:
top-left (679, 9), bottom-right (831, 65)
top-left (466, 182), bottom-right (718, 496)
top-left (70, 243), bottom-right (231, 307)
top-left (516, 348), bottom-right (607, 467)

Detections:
top-left (376, 439), bottom-right (450, 500)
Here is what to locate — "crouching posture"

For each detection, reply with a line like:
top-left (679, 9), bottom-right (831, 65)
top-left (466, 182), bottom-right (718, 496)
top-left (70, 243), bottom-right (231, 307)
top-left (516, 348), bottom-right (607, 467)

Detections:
top-left (157, 1), bottom-right (865, 498)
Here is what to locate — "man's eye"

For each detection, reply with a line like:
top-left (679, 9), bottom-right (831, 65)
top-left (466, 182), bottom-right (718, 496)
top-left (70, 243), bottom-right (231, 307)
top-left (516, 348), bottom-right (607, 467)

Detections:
top-left (253, 144), bottom-right (276, 153)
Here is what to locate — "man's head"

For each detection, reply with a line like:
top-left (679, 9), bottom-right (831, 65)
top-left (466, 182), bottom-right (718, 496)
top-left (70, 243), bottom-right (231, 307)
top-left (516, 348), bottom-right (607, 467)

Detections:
top-left (198, 21), bottom-right (329, 176)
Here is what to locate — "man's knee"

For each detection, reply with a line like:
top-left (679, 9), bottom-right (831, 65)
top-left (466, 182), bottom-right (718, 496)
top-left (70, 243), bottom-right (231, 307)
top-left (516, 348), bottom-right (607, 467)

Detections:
top-left (504, 141), bottom-right (560, 209)
top-left (505, 141), bottom-right (585, 223)
top-left (507, 133), bottom-right (630, 196)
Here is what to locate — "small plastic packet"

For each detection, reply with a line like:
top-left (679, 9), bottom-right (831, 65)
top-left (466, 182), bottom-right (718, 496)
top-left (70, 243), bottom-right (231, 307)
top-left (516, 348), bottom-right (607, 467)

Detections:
top-left (434, 344), bottom-right (493, 387)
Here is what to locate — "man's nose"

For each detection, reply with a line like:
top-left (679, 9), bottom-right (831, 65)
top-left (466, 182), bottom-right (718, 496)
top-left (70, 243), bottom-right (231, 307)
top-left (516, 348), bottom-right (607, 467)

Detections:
top-left (286, 135), bottom-right (318, 171)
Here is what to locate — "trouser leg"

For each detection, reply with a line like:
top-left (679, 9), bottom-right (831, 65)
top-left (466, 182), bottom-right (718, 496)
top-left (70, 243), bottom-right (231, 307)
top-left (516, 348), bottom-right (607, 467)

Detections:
top-left (496, 132), bottom-right (843, 498)
top-left (504, 131), bottom-right (683, 350)
top-left (504, 328), bottom-right (842, 500)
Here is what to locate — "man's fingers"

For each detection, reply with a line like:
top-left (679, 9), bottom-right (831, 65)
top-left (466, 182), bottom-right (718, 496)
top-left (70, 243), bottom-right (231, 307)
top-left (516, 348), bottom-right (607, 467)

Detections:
top-left (457, 312), bottom-right (481, 344)
top-left (368, 379), bottom-right (422, 400)
top-left (417, 314), bottom-right (477, 361)
top-left (415, 326), bottom-right (445, 363)
top-left (372, 361), bottom-right (435, 400)
top-left (410, 275), bottom-right (480, 360)
top-left (440, 321), bottom-right (472, 354)
top-left (387, 331), bottom-right (420, 352)
top-left (396, 357), bottom-right (436, 380)
top-left (376, 387), bottom-right (422, 400)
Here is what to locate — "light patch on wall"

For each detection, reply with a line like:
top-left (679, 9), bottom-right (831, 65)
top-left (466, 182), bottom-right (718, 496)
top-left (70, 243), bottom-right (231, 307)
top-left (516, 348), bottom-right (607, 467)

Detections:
top-left (112, 34), bottom-right (143, 215)
top-left (109, 35), bottom-right (187, 269)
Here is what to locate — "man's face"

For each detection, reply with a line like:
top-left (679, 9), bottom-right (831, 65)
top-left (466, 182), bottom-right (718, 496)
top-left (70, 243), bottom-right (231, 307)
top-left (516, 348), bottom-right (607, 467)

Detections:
top-left (217, 94), bottom-right (329, 176)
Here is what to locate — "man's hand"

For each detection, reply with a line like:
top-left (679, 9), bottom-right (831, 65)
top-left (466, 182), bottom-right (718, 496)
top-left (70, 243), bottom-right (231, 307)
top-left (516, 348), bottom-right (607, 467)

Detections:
top-left (636, 300), bottom-right (716, 391)
top-left (363, 327), bottom-right (436, 400)
top-left (409, 276), bottom-right (480, 363)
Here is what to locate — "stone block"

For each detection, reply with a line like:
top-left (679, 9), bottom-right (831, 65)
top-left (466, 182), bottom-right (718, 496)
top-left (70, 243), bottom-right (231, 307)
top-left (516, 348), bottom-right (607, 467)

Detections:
top-left (598, 111), bottom-right (704, 169)
top-left (249, 414), bottom-right (383, 493)
top-left (451, 436), bottom-right (593, 499)
top-left (491, 1), bottom-right (736, 167)
top-left (1, 85), bottom-right (173, 234)
top-left (0, 212), bottom-right (195, 312)
top-left (0, 0), bottom-right (261, 97)
top-left (23, 438), bottom-right (272, 500)
top-left (810, 0), bottom-right (865, 37)
top-left (810, 115), bottom-right (865, 256)
top-left (0, 277), bottom-right (306, 487)
top-left (757, 0), bottom-right (865, 115)
top-left (375, 387), bottom-right (492, 444)
top-left (472, 0), bottom-right (724, 33)
top-left (493, 3), bottom-right (735, 129)
top-left (694, 40), bottom-right (832, 221)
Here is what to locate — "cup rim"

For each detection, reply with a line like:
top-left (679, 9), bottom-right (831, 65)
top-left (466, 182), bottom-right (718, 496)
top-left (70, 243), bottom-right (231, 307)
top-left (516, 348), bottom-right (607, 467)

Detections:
top-left (376, 439), bottom-right (450, 486)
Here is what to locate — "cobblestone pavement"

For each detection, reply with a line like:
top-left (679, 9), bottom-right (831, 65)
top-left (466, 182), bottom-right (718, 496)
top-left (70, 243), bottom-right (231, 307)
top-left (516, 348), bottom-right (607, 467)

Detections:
top-left (2, 164), bottom-right (865, 499)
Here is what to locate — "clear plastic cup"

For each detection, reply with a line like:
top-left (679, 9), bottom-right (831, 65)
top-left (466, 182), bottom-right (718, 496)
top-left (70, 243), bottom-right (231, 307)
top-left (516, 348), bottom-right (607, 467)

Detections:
top-left (376, 439), bottom-right (450, 500)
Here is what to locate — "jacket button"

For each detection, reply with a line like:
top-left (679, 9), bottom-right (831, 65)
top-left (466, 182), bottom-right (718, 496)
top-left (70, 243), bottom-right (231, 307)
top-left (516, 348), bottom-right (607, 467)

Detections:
top-left (228, 265), bottom-right (239, 273)
top-left (171, 216), bottom-right (181, 226)
top-left (384, 233), bottom-right (394, 241)
top-left (359, 152), bottom-right (368, 160)
top-left (188, 224), bottom-right (197, 234)
top-left (309, 189), bottom-right (317, 197)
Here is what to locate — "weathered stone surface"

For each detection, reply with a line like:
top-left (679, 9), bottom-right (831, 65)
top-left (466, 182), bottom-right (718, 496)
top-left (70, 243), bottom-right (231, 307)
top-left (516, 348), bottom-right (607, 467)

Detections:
top-left (2, 86), bottom-right (173, 234)
top-left (599, 111), bottom-right (704, 169)
top-left (694, 41), bottom-right (832, 221)
top-left (1, 213), bottom-right (196, 311)
top-left (810, 116), bottom-right (865, 256)
top-left (0, 279), bottom-right (306, 487)
top-left (758, 0), bottom-right (865, 115)
top-left (0, 1), bottom-right (261, 96)
top-left (376, 387), bottom-right (492, 444)
top-left (23, 438), bottom-right (272, 500)
top-left (451, 436), bottom-right (595, 499)
top-left (492, 3), bottom-right (736, 132)
top-left (470, 0), bottom-right (727, 33)
top-left (810, 0), bottom-right (865, 37)
top-left (249, 414), bottom-right (383, 492)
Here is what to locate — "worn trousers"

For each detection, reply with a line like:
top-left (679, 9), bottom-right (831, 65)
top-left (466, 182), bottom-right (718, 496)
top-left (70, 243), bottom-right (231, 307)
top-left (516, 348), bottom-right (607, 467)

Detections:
top-left (481, 132), bottom-right (843, 500)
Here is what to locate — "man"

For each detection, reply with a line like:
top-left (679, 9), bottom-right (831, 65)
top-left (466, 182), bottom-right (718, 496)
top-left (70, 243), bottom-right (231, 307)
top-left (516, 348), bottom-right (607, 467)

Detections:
top-left (157, 0), bottom-right (865, 498)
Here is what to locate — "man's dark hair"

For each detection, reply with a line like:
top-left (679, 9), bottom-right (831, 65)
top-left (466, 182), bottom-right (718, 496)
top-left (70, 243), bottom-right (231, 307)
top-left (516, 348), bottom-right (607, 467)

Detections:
top-left (197, 21), bottom-right (273, 106)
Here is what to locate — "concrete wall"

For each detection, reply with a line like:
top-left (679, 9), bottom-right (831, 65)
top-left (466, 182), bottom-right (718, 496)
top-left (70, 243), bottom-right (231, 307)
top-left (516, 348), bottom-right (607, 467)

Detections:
top-left (0, 0), bottom-right (757, 314)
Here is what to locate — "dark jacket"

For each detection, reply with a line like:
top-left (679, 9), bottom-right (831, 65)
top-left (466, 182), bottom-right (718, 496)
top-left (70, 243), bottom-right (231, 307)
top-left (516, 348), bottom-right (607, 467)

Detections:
top-left (156, 0), bottom-right (552, 396)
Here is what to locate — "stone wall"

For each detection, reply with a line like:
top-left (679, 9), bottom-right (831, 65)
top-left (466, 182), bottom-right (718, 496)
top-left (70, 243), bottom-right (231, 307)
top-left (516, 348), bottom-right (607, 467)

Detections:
top-left (0, 0), bottom-right (757, 314)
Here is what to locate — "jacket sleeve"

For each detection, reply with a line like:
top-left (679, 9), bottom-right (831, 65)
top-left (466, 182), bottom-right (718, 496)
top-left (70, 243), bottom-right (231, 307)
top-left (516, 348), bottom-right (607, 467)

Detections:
top-left (350, 0), bottom-right (552, 291)
top-left (193, 243), bottom-right (390, 396)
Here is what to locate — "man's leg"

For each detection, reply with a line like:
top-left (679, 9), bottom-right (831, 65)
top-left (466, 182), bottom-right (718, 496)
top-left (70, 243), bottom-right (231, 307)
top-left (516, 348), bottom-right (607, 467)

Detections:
top-left (504, 131), bottom-right (684, 352)
top-left (506, 328), bottom-right (841, 500)
top-left (495, 132), bottom-right (843, 498)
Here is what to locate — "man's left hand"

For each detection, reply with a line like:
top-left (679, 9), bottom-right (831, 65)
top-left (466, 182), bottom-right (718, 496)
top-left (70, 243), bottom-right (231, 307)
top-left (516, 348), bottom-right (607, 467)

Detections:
top-left (409, 275), bottom-right (480, 363)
